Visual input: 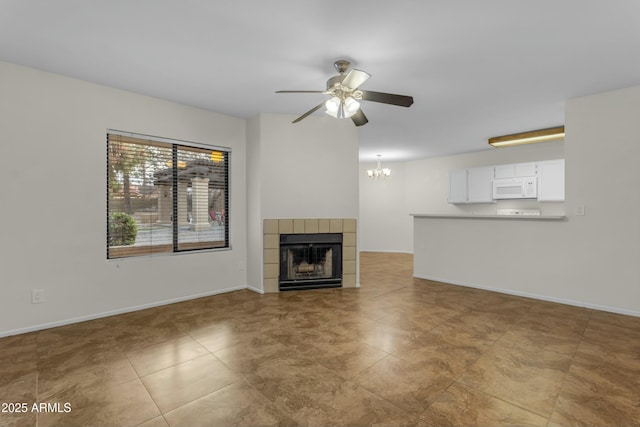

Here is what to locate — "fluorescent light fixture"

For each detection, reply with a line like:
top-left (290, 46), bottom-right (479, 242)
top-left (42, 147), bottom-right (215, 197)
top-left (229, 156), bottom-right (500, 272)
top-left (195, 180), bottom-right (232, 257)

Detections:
top-left (488, 126), bottom-right (565, 148)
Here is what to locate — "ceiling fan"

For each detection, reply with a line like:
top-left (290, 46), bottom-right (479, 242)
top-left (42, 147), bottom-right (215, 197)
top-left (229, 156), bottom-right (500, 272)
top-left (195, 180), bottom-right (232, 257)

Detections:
top-left (276, 60), bottom-right (414, 127)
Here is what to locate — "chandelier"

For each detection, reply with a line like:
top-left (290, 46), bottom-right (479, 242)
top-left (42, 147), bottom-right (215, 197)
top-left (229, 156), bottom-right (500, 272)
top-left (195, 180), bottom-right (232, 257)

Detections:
top-left (367, 155), bottom-right (391, 179)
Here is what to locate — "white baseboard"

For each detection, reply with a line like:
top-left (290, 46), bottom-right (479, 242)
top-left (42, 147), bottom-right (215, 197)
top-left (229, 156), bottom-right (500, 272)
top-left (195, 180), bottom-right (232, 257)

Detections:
top-left (246, 285), bottom-right (264, 294)
top-left (414, 274), bottom-right (640, 318)
top-left (0, 285), bottom-right (248, 338)
top-left (11, 275), bottom-right (634, 339)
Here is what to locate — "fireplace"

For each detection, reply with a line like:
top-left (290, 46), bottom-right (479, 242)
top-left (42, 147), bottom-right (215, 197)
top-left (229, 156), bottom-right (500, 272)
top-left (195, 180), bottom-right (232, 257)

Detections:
top-left (262, 218), bottom-right (356, 293)
top-left (279, 233), bottom-right (342, 291)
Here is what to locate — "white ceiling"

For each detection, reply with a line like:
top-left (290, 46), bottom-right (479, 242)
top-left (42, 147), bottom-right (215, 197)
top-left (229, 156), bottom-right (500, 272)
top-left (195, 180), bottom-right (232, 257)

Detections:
top-left (2, 1), bottom-right (640, 162)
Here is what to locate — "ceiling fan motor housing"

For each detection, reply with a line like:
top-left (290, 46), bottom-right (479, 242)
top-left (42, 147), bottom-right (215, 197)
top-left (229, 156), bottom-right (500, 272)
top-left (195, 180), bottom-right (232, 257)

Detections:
top-left (333, 59), bottom-right (350, 74)
top-left (326, 59), bottom-right (353, 90)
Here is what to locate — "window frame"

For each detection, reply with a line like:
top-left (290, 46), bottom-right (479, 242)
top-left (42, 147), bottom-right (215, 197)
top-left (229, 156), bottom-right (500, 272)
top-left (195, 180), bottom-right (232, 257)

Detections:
top-left (106, 130), bottom-right (231, 259)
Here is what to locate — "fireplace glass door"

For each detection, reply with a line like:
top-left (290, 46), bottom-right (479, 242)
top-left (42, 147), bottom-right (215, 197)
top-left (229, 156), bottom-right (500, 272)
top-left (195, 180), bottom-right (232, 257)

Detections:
top-left (279, 233), bottom-right (342, 291)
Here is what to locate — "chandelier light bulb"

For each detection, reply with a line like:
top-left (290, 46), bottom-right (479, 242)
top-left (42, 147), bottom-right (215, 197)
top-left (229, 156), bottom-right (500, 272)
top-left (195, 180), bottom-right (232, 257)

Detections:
top-left (367, 155), bottom-right (391, 179)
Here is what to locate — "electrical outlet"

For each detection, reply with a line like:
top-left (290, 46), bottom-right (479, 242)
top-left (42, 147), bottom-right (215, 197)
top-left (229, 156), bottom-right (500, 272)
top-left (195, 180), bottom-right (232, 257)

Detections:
top-left (31, 289), bottom-right (45, 304)
top-left (575, 205), bottom-right (585, 216)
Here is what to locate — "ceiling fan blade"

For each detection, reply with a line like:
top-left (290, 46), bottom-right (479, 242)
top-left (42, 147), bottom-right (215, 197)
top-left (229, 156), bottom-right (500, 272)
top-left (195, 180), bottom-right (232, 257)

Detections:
top-left (292, 101), bottom-right (326, 123)
top-left (341, 69), bottom-right (371, 90)
top-left (276, 90), bottom-right (327, 94)
top-left (360, 90), bottom-right (414, 107)
top-left (351, 109), bottom-right (368, 127)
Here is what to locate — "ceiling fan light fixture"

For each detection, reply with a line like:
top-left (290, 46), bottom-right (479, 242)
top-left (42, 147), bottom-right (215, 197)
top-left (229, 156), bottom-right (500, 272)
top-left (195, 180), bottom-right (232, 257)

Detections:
top-left (325, 96), bottom-right (344, 118)
top-left (344, 96), bottom-right (360, 115)
top-left (325, 96), bottom-right (360, 119)
top-left (325, 96), bottom-right (340, 114)
top-left (489, 126), bottom-right (565, 148)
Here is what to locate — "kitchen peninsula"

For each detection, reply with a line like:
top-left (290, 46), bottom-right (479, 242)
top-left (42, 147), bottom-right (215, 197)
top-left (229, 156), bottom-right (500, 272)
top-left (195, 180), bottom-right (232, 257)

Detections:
top-left (411, 211), bottom-right (570, 306)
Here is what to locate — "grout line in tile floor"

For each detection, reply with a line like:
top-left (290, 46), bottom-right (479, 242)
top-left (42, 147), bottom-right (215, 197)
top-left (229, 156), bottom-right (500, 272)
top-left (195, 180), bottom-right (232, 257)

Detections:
top-left (545, 308), bottom-right (595, 423)
top-left (3, 252), bottom-right (640, 426)
top-left (411, 290), bottom-right (560, 424)
top-left (121, 348), bottom-right (165, 427)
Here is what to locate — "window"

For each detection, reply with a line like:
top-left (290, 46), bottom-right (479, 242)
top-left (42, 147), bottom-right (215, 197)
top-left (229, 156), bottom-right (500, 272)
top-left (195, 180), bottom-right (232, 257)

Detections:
top-left (107, 131), bottom-right (229, 259)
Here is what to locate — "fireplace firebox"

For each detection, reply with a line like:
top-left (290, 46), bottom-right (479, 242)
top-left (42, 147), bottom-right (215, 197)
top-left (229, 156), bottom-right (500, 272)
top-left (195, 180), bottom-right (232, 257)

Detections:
top-left (279, 233), bottom-right (342, 291)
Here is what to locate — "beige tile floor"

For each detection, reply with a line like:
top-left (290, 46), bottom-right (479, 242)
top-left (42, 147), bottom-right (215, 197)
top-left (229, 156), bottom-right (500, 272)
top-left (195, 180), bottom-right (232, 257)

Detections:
top-left (1, 252), bottom-right (640, 426)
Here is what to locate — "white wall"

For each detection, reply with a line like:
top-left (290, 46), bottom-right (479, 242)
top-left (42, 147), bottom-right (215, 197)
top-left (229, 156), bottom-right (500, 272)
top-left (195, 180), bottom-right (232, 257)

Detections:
top-left (245, 116), bottom-right (262, 293)
top-left (412, 85), bottom-right (640, 315)
top-left (256, 114), bottom-right (359, 219)
top-left (245, 114), bottom-right (360, 291)
top-left (359, 161), bottom-right (413, 253)
top-left (0, 61), bottom-right (247, 336)
top-left (562, 85), bottom-right (640, 313)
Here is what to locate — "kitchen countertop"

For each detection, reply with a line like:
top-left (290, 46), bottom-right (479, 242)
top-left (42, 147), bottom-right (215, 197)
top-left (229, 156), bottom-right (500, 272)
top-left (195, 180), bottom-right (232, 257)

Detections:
top-left (411, 213), bottom-right (567, 220)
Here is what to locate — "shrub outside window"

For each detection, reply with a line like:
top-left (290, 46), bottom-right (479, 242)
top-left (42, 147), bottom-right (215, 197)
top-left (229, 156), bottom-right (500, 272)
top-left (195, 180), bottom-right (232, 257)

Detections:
top-left (107, 131), bottom-right (229, 259)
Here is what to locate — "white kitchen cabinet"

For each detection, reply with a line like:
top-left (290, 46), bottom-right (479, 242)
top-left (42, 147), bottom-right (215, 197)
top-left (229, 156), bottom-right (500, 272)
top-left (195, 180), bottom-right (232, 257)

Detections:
top-left (494, 162), bottom-right (537, 179)
top-left (467, 166), bottom-right (495, 203)
top-left (537, 159), bottom-right (565, 201)
top-left (448, 167), bottom-right (494, 204)
top-left (448, 169), bottom-right (468, 204)
top-left (515, 162), bottom-right (537, 177)
top-left (494, 164), bottom-right (515, 179)
top-left (449, 160), bottom-right (564, 204)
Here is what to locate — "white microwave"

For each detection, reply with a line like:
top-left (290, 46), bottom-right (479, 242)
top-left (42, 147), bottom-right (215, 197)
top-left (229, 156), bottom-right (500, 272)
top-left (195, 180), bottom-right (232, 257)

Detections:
top-left (493, 177), bottom-right (537, 199)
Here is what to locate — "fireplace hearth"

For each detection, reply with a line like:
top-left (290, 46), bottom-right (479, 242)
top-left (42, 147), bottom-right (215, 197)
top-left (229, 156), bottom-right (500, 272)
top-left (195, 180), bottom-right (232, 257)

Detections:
top-left (279, 233), bottom-right (342, 291)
